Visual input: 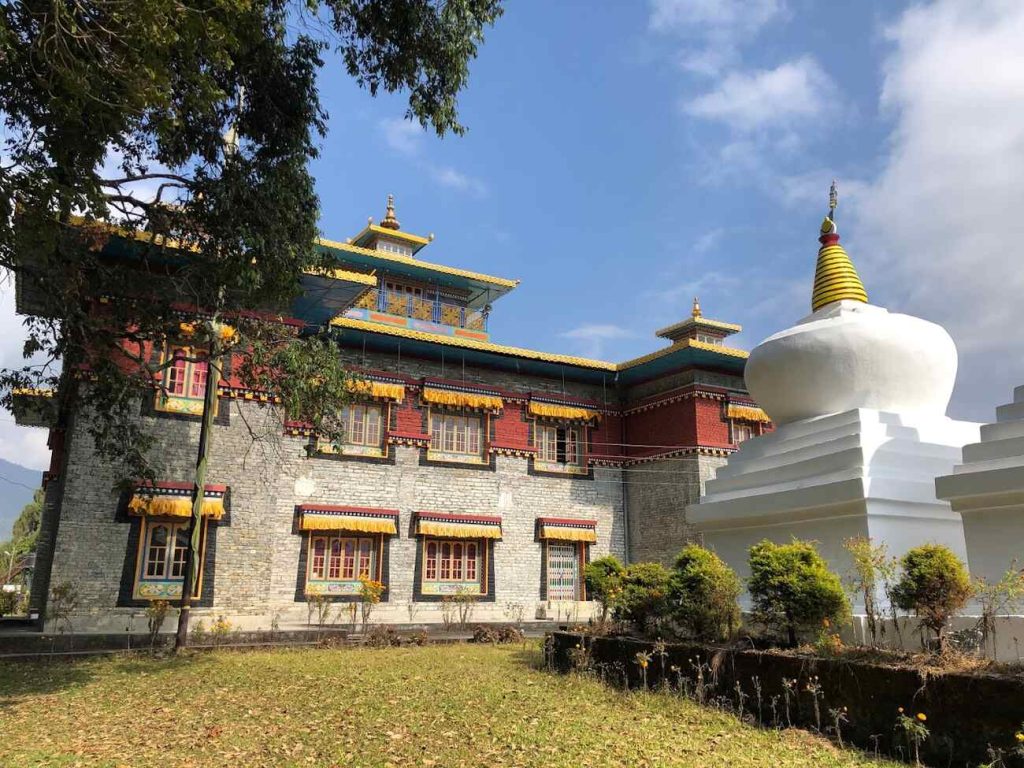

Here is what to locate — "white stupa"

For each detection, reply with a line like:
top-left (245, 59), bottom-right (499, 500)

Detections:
top-left (688, 183), bottom-right (980, 595)
top-left (935, 387), bottom-right (1024, 585)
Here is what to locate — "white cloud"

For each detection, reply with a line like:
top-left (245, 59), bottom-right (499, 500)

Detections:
top-left (650, 0), bottom-right (786, 76)
top-left (560, 324), bottom-right (636, 359)
top-left (684, 56), bottom-right (832, 132)
top-left (649, 0), bottom-right (784, 35)
top-left (379, 117), bottom-right (423, 157)
top-left (431, 166), bottom-right (487, 197)
top-left (378, 117), bottom-right (486, 196)
top-left (0, 282), bottom-right (52, 471)
top-left (851, 0), bottom-right (1024, 420)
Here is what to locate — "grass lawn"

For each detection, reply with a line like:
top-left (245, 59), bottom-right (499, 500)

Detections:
top-left (0, 643), bottom-right (902, 768)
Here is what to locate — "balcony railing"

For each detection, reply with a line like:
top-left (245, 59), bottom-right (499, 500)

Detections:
top-left (354, 288), bottom-right (488, 331)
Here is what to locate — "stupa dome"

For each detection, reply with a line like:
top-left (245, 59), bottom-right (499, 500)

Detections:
top-left (744, 184), bottom-right (958, 425)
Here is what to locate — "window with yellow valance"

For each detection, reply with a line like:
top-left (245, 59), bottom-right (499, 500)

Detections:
top-left (421, 387), bottom-right (503, 411)
top-left (725, 403), bottom-right (771, 423)
top-left (528, 401), bottom-right (601, 422)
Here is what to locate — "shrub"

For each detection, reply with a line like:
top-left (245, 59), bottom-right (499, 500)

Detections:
top-left (365, 625), bottom-right (402, 648)
top-left (891, 544), bottom-right (972, 647)
top-left (747, 539), bottom-right (850, 646)
top-left (472, 624), bottom-right (525, 645)
top-left (668, 545), bottom-right (741, 642)
top-left (615, 562), bottom-right (672, 634)
top-left (583, 555), bottom-right (625, 624)
top-left (0, 590), bottom-right (17, 616)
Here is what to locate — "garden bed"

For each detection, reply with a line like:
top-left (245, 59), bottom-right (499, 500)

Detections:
top-left (549, 631), bottom-right (1024, 767)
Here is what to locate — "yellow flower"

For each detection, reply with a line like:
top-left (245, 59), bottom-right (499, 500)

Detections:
top-left (822, 618), bottom-right (830, 628)
top-left (916, 713), bottom-right (927, 722)
top-left (1015, 732), bottom-right (1024, 743)
top-left (218, 324), bottom-right (237, 343)
top-left (179, 321), bottom-right (195, 336)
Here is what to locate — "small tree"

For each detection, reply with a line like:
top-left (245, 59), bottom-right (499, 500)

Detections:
top-left (747, 539), bottom-right (850, 646)
top-left (669, 545), bottom-right (741, 642)
top-left (891, 544), bottom-right (972, 649)
top-left (842, 536), bottom-right (889, 646)
top-left (615, 562), bottom-right (672, 635)
top-left (973, 562), bottom-right (1024, 661)
top-left (358, 576), bottom-right (386, 629)
top-left (583, 555), bottom-right (625, 625)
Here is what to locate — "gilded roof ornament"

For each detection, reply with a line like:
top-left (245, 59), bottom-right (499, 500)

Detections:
top-left (811, 179), bottom-right (868, 312)
top-left (380, 194), bottom-right (401, 230)
top-left (692, 296), bottom-right (702, 318)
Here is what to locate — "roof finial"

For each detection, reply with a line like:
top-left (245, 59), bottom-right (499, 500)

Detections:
top-left (380, 194), bottom-right (401, 230)
top-left (811, 179), bottom-right (868, 311)
top-left (692, 296), bottom-right (702, 318)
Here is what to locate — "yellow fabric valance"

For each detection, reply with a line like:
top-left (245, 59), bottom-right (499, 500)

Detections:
top-left (422, 387), bottom-right (502, 411)
top-left (300, 513), bottom-right (397, 534)
top-left (128, 494), bottom-right (225, 520)
top-left (539, 524), bottom-right (597, 543)
top-left (529, 401), bottom-right (601, 422)
top-left (726, 404), bottom-right (771, 423)
top-left (346, 379), bottom-right (405, 402)
top-left (417, 518), bottom-right (502, 540)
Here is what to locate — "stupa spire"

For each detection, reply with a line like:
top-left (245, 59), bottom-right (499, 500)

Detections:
top-left (380, 194), bottom-right (401, 230)
top-left (811, 180), bottom-right (868, 312)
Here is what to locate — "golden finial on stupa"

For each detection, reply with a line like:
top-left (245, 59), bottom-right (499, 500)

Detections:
top-left (380, 194), bottom-right (401, 230)
top-left (692, 296), bottom-right (702, 318)
top-left (811, 180), bottom-right (868, 312)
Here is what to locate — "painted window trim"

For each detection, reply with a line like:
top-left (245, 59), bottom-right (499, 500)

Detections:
top-left (155, 344), bottom-right (218, 417)
top-left (420, 537), bottom-right (488, 596)
top-left (544, 540), bottom-right (587, 601)
top-left (533, 421), bottom-right (588, 475)
top-left (426, 408), bottom-right (487, 465)
top-left (317, 402), bottom-right (388, 458)
top-left (132, 516), bottom-right (207, 600)
top-left (305, 532), bottom-right (382, 596)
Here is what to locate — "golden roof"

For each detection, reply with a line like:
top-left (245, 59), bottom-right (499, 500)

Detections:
top-left (331, 316), bottom-right (748, 371)
top-left (318, 238), bottom-right (519, 289)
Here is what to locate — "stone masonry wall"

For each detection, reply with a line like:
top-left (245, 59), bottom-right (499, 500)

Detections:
top-left (46, 374), bottom-right (625, 631)
top-left (625, 454), bottom-right (726, 565)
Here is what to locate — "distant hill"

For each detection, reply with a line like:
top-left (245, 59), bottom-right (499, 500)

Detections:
top-left (0, 459), bottom-right (43, 541)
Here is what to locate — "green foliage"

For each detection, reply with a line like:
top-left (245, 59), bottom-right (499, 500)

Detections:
top-left (842, 536), bottom-right (892, 646)
top-left (583, 555), bottom-right (624, 624)
top-left (747, 539), bottom-right (850, 646)
top-left (615, 561), bottom-right (672, 634)
top-left (1, 488), bottom-right (44, 583)
top-left (0, 590), bottom-right (17, 616)
top-left (144, 599), bottom-right (173, 648)
top-left (973, 562), bottom-right (1024, 660)
top-left (668, 545), bottom-right (741, 642)
top-left (0, 0), bottom-right (503, 485)
top-left (891, 544), bottom-right (972, 643)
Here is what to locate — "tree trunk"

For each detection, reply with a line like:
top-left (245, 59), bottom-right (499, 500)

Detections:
top-left (173, 345), bottom-right (222, 652)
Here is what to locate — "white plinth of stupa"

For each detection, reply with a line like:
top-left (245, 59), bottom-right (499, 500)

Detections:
top-left (690, 407), bottom-right (978, 599)
top-left (936, 385), bottom-right (1024, 584)
top-left (686, 207), bottom-right (981, 600)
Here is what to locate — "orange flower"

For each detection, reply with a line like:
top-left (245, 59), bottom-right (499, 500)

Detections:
top-left (179, 321), bottom-right (195, 337)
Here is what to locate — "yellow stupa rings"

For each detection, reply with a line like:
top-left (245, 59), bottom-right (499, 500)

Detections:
top-left (811, 216), bottom-right (868, 312)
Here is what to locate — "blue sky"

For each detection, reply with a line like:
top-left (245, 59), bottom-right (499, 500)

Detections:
top-left (3, 0), bottom-right (1024, 469)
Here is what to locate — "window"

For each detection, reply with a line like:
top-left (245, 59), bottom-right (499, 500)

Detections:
top-left (157, 345), bottom-right (213, 416)
top-left (318, 403), bottom-right (385, 457)
top-left (307, 535), bottom-right (378, 596)
top-left (377, 240), bottom-right (413, 256)
top-left (547, 542), bottom-right (582, 601)
top-left (429, 412), bottom-right (483, 461)
top-left (422, 538), bottom-right (484, 596)
top-left (732, 422), bottom-right (754, 444)
top-left (695, 333), bottom-right (724, 346)
top-left (134, 518), bottom-right (204, 600)
top-left (535, 423), bottom-right (586, 474)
